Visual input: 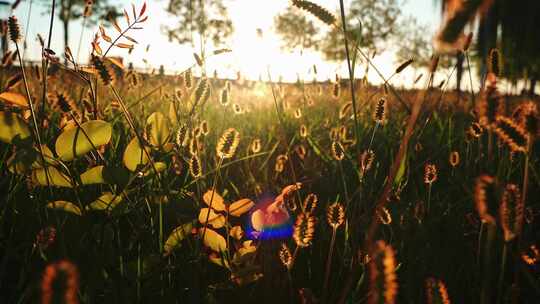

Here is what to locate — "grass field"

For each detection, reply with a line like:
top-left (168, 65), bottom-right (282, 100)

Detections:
top-left (0, 1), bottom-right (539, 303)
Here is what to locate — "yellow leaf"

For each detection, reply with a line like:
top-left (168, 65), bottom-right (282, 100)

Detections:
top-left (209, 252), bottom-right (230, 269)
top-left (86, 192), bottom-right (123, 211)
top-left (251, 209), bottom-right (264, 232)
top-left (230, 226), bottom-right (244, 240)
top-left (123, 137), bottom-right (149, 171)
top-left (199, 228), bottom-right (226, 252)
top-left (146, 112), bottom-right (171, 147)
top-left (203, 190), bottom-right (226, 211)
top-left (116, 43), bottom-right (134, 49)
top-left (0, 92), bottom-right (28, 108)
top-left (55, 120), bottom-right (112, 161)
top-left (229, 198), bottom-right (254, 217)
top-left (47, 200), bottom-right (82, 215)
top-left (106, 57), bottom-right (124, 69)
top-left (80, 166), bottom-right (106, 184)
top-left (0, 111), bottom-right (31, 143)
top-left (163, 222), bottom-right (193, 256)
top-left (141, 161), bottom-right (167, 177)
top-left (32, 166), bottom-right (72, 187)
top-left (198, 208), bottom-right (226, 229)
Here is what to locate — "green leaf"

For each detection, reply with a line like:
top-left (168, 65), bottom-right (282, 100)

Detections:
top-left (146, 112), bottom-right (171, 147)
top-left (163, 222), bottom-right (194, 256)
top-left (0, 111), bottom-right (31, 143)
top-left (123, 137), bottom-right (149, 172)
top-left (86, 192), bottom-right (123, 211)
top-left (393, 146), bottom-right (408, 187)
top-left (80, 166), bottom-right (106, 184)
top-left (32, 166), bottom-right (73, 187)
top-left (7, 145), bottom-right (55, 174)
top-left (142, 161), bottom-right (167, 177)
top-left (55, 120), bottom-right (112, 161)
top-left (47, 200), bottom-right (82, 215)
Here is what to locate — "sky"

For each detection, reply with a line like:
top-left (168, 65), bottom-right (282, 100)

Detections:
top-left (6, 0), bottom-right (444, 85)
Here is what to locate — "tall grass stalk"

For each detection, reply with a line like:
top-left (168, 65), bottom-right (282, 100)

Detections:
top-left (322, 226), bottom-right (337, 303)
top-left (496, 241), bottom-right (509, 304)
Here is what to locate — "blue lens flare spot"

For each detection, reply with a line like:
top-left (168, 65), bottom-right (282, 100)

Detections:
top-left (246, 194), bottom-right (293, 240)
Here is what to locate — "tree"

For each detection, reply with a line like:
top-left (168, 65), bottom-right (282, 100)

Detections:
top-left (435, 0), bottom-right (540, 95)
top-left (164, 0), bottom-right (233, 57)
top-left (395, 18), bottom-right (432, 70)
top-left (46, 0), bottom-right (118, 56)
top-left (274, 0), bottom-right (401, 62)
top-left (274, 5), bottom-right (319, 53)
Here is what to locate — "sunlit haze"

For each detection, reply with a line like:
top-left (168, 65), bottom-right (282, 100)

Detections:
top-left (10, 0), bottom-right (443, 85)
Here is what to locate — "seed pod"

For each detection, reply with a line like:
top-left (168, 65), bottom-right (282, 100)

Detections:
top-left (302, 193), bottom-right (317, 214)
top-left (376, 206), bottom-right (392, 225)
top-left (374, 97), bottom-right (387, 124)
top-left (493, 116), bottom-right (529, 153)
top-left (216, 128), bottom-right (240, 159)
top-left (300, 124), bottom-right (308, 138)
top-left (184, 69), bottom-right (192, 89)
top-left (331, 141), bottom-right (345, 161)
top-left (488, 48), bottom-right (502, 77)
top-left (368, 240), bottom-right (398, 304)
top-left (7, 16), bottom-right (21, 43)
top-left (395, 58), bottom-right (413, 74)
top-left (339, 102), bottom-right (353, 120)
top-left (500, 184), bottom-right (524, 242)
top-left (176, 124), bottom-right (189, 147)
top-left (41, 260), bottom-right (80, 304)
top-left (200, 120), bottom-right (209, 136)
top-left (251, 138), bottom-right (261, 153)
top-left (426, 278), bottom-right (451, 304)
top-left (291, 0), bottom-right (336, 26)
top-left (327, 202), bottom-right (345, 228)
top-left (424, 164), bottom-right (437, 184)
top-left (360, 149), bottom-right (375, 173)
top-left (469, 122), bottom-right (483, 138)
top-left (194, 78), bottom-right (209, 105)
top-left (478, 82), bottom-right (504, 128)
top-left (189, 154), bottom-right (202, 178)
top-left (332, 81), bottom-right (340, 99)
top-left (279, 243), bottom-right (293, 269)
top-left (449, 151), bottom-right (460, 167)
top-left (474, 175), bottom-right (497, 224)
top-left (293, 213), bottom-right (316, 248)
top-left (220, 88), bottom-right (229, 106)
top-left (295, 144), bottom-right (307, 160)
top-left (294, 108), bottom-right (302, 119)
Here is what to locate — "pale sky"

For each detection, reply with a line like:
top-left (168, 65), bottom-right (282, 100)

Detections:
top-left (7, 0), bottom-right (444, 85)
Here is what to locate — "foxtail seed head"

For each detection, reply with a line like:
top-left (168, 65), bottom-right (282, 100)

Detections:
top-left (293, 213), bottom-right (316, 248)
top-left (8, 16), bottom-right (21, 43)
top-left (216, 128), bottom-right (240, 159)
top-left (327, 202), bottom-right (345, 228)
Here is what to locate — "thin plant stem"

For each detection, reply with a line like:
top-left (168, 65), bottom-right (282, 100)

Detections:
top-left (427, 183), bottom-right (432, 214)
top-left (338, 0), bottom-right (360, 152)
top-left (39, 0), bottom-right (57, 125)
top-left (496, 241), bottom-right (508, 304)
top-left (367, 123), bottom-right (379, 151)
top-left (76, 17), bottom-right (87, 62)
top-left (322, 227), bottom-right (337, 303)
top-left (14, 43), bottom-right (52, 191)
top-left (200, 157), bottom-right (224, 243)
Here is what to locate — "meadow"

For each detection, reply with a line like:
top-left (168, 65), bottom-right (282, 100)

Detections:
top-left (0, 1), bottom-right (539, 303)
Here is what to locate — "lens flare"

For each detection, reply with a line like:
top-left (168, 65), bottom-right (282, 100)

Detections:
top-left (246, 194), bottom-right (293, 240)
